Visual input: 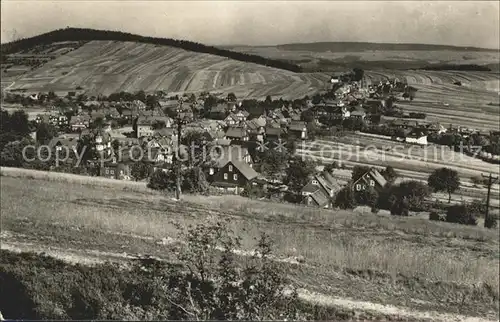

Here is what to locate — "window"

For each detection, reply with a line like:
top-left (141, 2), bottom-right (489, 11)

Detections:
top-left (110, 169), bottom-right (115, 175)
top-left (233, 174), bottom-right (238, 181)
top-left (224, 173), bottom-right (228, 180)
top-left (228, 165), bottom-right (233, 172)
top-left (209, 168), bottom-right (214, 175)
top-left (312, 180), bottom-right (318, 185)
top-left (370, 180), bottom-right (375, 186)
top-left (105, 169), bottom-right (109, 174)
top-left (356, 184), bottom-right (361, 191)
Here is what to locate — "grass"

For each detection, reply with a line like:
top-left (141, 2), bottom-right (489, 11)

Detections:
top-left (1, 168), bottom-right (499, 298)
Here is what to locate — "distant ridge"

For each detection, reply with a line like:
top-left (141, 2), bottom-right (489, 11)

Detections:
top-left (0, 27), bottom-right (302, 72)
top-left (276, 41), bottom-right (499, 52)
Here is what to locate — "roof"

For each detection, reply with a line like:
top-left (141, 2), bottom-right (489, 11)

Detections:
top-left (406, 129), bottom-right (428, 138)
top-left (154, 127), bottom-right (175, 137)
top-left (369, 168), bottom-right (387, 187)
top-left (212, 145), bottom-right (250, 167)
top-left (231, 160), bottom-right (259, 181)
top-left (137, 116), bottom-right (173, 126)
top-left (350, 110), bottom-right (366, 116)
top-left (265, 126), bottom-right (285, 136)
top-left (70, 115), bottom-right (90, 124)
top-left (48, 137), bottom-right (78, 150)
top-left (309, 189), bottom-right (329, 207)
top-left (289, 121), bottom-right (306, 132)
top-left (225, 127), bottom-right (247, 138)
top-left (301, 182), bottom-right (320, 194)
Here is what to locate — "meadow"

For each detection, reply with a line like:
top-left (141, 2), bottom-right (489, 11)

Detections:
top-left (1, 167), bottom-right (499, 319)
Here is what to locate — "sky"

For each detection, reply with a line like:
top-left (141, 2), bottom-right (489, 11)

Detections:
top-left (1, 0), bottom-right (499, 49)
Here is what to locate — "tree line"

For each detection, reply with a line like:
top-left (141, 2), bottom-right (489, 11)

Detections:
top-left (1, 28), bottom-right (302, 73)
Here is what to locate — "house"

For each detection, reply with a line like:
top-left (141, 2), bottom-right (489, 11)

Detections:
top-left (350, 110), bottom-right (366, 120)
top-left (423, 122), bottom-right (446, 134)
top-left (288, 121), bottom-right (307, 140)
top-left (95, 131), bottom-right (112, 153)
top-left (136, 116), bottom-right (173, 138)
top-left (120, 109), bottom-right (134, 121)
top-left (207, 159), bottom-right (259, 193)
top-left (225, 127), bottom-right (249, 142)
top-left (313, 104), bottom-right (350, 120)
top-left (301, 171), bottom-right (341, 208)
top-left (69, 115), bottom-right (91, 131)
top-left (224, 113), bottom-right (241, 126)
top-left (210, 145), bottom-right (254, 167)
top-left (103, 107), bottom-right (121, 119)
top-left (48, 137), bottom-right (78, 153)
top-left (100, 162), bottom-right (131, 180)
top-left (265, 126), bottom-right (286, 142)
top-left (405, 129), bottom-right (428, 145)
top-left (209, 103), bottom-right (229, 120)
top-left (351, 168), bottom-right (387, 194)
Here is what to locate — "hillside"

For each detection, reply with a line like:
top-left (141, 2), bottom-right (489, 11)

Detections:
top-left (2, 40), bottom-right (329, 99)
top-left (0, 28), bottom-right (301, 72)
top-left (1, 168), bottom-right (499, 321)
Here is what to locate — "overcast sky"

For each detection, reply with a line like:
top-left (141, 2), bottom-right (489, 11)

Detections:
top-left (1, 1), bottom-right (499, 48)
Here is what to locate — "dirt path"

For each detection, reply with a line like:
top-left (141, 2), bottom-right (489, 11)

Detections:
top-left (1, 239), bottom-right (496, 322)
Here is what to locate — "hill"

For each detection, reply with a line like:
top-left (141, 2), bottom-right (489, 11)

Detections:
top-left (0, 28), bottom-right (302, 72)
top-left (2, 36), bottom-right (329, 99)
top-left (275, 41), bottom-right (499, 53)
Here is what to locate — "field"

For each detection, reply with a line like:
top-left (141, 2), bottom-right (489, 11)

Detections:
top-left (1, 167), bottom-right (499, 321)
top-left (4, 41), bottom-right (330, 99)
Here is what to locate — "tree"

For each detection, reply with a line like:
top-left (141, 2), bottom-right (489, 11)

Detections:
top-left (168, 221), bottom-right (303, 320)
top-left (259, 149), bottom-right (288, 182)
top-left (145, 95), bottom-right (159, 110)
top-left (311, 94), bottom-right (322, 105)
top-left (352, 68), bottom-right (364, 82)
top-left (8, 110), bottom-right (30, 136)
top-left (203, 95), bottom-right (218, 114)
top-left (226, 92), bottom-right (236, 102)
top-left (324, 161), bottom-right (338, 173)
top-left (36, 123), bottom-right (57, 144)
top-left (147, 169), bottom-right (175, 191)
top-left (381, 166), bottom-right (397, 184)
top-left (181, 166), bottom-right (209, 194)
top-left (134, 90), bottom-right (146, 103)
top-left (428, 167), bottom-right (460, 203)
top-left (334, 186), bottom-right (357, 209)
top-left (283, 157), bottom-right (315, 193)
top-left (130, 161), bottom-right (151, 181)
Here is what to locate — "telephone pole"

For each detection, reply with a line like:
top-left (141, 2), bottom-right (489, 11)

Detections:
top-left (174, 98), bottom-right (186, 200)
top-left (481, 173), bottom-right (499, 227)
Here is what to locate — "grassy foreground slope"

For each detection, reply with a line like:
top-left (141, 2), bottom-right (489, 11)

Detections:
top-left (1, 167), bottom-right (499, 319)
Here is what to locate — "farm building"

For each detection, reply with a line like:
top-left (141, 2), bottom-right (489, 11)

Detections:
top-left (69, 115), bottom-right (90, 131)
top-left (288, 121), bottom-right (307, 140)
top-left (352, 168), bottom-right (387, 194)
top-left (225, 127), bottom-right (249, 142)
top-left (301, 170), bottom-right (341, 208)
top-left (207, 159), bottom-right (259, 194)
top-left (405, 129), bottom-right (428, 145)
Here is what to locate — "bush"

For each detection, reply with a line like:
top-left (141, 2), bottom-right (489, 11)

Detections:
top-left (485, 216), bottom-right (498, 229)
top-left (334, 186), bottom-right (357, 209)
top-left (446, 204), bottom-right (478, 226)
top-left (429, 211), bottom-right (445, 221)
top-left (147, 169), bottom-right (175, 191)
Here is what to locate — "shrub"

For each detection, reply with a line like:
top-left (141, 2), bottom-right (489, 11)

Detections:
top-left (334, 186), bottom-right (357, 209)
top-left (429, 211), bottom-right (445, 221)
top-left (485, 216), bottom-right (498, 229)
top-left (446, 204), bottom-right (478, 226)
top-left (147, 169), bottom-right (175, 191)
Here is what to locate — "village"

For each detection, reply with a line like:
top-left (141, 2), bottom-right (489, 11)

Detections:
top-left (1, 69), bottom-right (500, 215)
